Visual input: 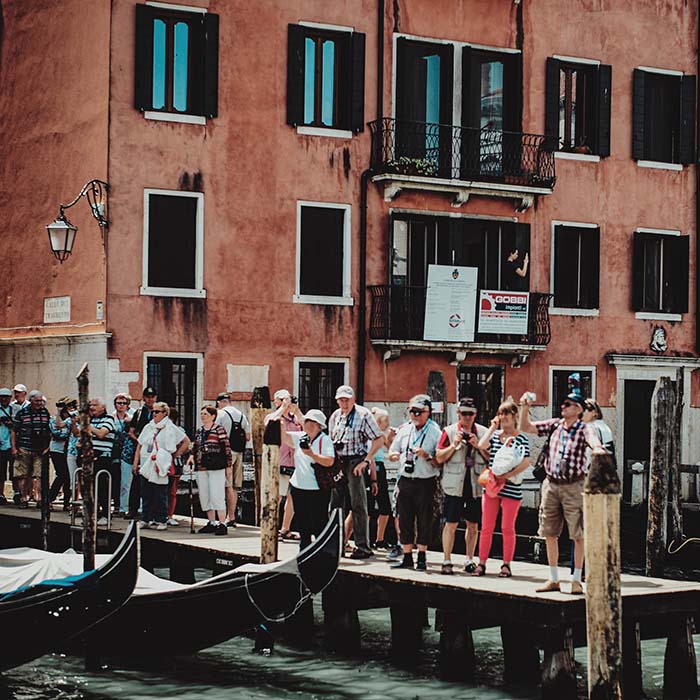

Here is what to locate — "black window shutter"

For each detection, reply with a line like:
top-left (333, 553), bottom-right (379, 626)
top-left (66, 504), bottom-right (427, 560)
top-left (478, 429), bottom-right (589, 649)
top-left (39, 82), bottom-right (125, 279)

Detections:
top-left (544, 57), bottom-right (560, 149)
top-left (286, 24), bottom-right (305, 126)
top-left (461, 46), bottom-right (473, 126)
top-left (203, 13), bottom-right (219, 118)
top-left (669, 235), bottom-right (690, 313)
top-left (349, 32), bottom-right (366, 132)
top-left (679, 75), bottom-right (696, 165)
top-left (134, 4), bottom-right (155, 111)
top-left (580, 227), bottom-right (600, 308)
top-left (631, 232), bottom-right (645, 310)
top-left (597, 64), bottom-right (612, 157)
top-left (632, 69), bottom-right (647, 160)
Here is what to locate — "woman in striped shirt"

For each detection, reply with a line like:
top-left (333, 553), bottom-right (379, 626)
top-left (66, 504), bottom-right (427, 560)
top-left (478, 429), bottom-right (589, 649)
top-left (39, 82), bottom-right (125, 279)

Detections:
top-left (473, 398), bottom-right (530, 578)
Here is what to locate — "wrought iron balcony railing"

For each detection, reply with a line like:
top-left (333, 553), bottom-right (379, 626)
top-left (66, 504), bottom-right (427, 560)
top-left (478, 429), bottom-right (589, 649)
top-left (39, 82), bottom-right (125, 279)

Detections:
top-left (369, 285), bottom-right (553, 346)
top-left (369, 118), bottom-right (556, 189)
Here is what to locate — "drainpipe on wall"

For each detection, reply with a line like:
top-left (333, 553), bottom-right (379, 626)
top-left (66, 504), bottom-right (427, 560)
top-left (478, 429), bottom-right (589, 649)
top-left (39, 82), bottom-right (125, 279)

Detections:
top-left (696, 4), bottom-right (700, 354)
top-left (357, 0), bottom-right (384, 403)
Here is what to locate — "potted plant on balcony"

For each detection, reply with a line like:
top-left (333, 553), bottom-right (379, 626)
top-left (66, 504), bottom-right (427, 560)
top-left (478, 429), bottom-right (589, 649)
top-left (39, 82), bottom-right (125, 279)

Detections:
top-left (384, 156), bottom-right (436, 177)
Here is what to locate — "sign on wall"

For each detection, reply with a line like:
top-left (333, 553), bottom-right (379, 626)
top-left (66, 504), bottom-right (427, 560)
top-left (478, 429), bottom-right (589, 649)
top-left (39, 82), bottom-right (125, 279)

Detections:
top-left (423, 265), bottom-right (478, 342)
top-left (478, 290), bottom-right (529, 335)
top-left (43, 296), bottom-right (71, 324)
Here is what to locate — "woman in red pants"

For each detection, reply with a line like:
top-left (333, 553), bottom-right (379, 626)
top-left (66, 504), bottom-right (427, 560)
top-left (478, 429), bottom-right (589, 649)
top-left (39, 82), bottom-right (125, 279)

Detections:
top-left (473, 398), bottom-right (530, 577)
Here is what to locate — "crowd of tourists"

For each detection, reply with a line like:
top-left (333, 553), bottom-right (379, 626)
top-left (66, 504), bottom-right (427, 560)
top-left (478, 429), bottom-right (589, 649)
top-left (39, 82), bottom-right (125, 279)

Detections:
top-left (0, 374), bottom-right (614, 593)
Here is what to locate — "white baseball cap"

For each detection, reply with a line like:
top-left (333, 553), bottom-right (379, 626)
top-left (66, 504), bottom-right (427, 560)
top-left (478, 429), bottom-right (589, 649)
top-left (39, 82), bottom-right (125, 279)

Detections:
top-left (302, 409), bottom-right (327, 429)
top-left (335, 385), bottom-right (355, 399)
top-left (0, 388), bottom-right (11, 397)
top-left (13, 384), bottom-right (27, 393)
top-left (273, 389), bottom-right (291, 400)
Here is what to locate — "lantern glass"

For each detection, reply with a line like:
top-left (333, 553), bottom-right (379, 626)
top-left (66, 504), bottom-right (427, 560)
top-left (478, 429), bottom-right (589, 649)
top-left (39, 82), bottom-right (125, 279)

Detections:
top-left (46, 218), bottom-right (78, 262)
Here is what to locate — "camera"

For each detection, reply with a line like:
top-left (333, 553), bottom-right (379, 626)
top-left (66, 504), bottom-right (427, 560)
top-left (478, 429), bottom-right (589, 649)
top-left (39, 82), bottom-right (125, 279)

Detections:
top-left (333, 440), bottom-right (344, 453)
top-left (404, 449), bottom-right (415, 474)
top-left (298, 434), bottom-right (311, 450)
top-left (525, 392), bottom-right (537, 403)
top-left (290, 396), bottom-right (298, 404)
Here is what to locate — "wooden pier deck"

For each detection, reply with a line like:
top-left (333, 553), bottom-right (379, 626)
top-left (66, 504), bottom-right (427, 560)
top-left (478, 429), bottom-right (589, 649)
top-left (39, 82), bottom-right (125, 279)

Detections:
top-left (1, 506), bottom-right (698, 699)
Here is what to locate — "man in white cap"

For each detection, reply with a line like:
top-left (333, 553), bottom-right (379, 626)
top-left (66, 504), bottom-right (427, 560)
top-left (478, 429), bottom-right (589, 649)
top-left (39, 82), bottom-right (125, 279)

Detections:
top-left (11, 384), bottom-right (28, 416)
top-left (0, 388), bottom-right (13, 504)
top-left (264, 389), bottom-right (303, 539)
top-left (328, 385), bottom-right (384, 559)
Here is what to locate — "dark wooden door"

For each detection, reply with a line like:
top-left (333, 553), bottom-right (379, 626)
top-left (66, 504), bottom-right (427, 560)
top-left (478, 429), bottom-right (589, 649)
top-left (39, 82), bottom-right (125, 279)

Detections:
top-left (623, 379), bottom-right (655, 502)
top-left (146, 356), bottom-right (197, 437)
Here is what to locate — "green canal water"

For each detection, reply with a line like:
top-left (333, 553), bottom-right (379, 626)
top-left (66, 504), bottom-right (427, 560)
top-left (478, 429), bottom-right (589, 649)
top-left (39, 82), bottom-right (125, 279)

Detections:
top-left (1, 599), bottom-right (698, 700)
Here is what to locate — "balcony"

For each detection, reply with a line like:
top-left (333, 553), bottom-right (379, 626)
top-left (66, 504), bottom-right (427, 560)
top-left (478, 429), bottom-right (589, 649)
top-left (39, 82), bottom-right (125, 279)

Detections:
top-left (368, 118), bottom-right (556, 211)
top-left (369, 285), bottom-right (553, 357)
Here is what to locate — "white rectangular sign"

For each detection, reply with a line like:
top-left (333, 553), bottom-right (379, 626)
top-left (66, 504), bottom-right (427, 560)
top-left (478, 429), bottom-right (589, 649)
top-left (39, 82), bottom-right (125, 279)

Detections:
top-left (43, 296), bottom-right (71, 324)
top-left (423, 265), bottom-right (478, 342)
top-left (478, 290), bottom-right (529, 335)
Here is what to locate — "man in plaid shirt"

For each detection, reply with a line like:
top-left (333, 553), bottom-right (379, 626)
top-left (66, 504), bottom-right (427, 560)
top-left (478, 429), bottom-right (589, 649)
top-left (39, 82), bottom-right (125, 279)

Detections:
top-left (328, 385), bottom-right (384, 559)
top-left (519, 389), bottom-right (604, 595)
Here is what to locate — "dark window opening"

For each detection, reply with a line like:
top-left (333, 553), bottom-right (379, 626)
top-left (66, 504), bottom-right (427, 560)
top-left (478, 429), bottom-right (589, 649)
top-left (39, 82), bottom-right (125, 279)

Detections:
top-left (551, 369), bottom-right (593, 418)
top-left (147, 194), bottom-right (198, 290)
top-left (632, 232), bottom-right (689, 314)
top-left (457, 365), bottom-right (504, 423)
top-left (298, 362), bottom-right (345, 418)
top-left (299, 206), bottom-right (346, 298)
top-left (553, 225), bottom-right (600, 309)
top-left (134, 4), bottom-right (219, 118)
top-left (147, 356), bottom-right (197, 437)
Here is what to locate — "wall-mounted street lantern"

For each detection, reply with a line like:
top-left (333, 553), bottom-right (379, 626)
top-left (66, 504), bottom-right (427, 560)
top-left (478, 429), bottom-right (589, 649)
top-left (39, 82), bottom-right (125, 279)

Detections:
top-left (46, 179), bottom-right (109, 262)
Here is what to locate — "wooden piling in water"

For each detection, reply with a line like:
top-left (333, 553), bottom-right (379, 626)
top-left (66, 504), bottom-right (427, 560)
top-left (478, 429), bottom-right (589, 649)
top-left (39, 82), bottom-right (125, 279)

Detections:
top-left (501, 623), bottom-right (540, 685)
top-left (250, 386), bottom-right (271, 525)
top-left (584, 452), bottom-right (622, 700)
top-left (438, 612), bottom-right (475, 682)
top-left (663, 615), bottom-right (698, 699)
top-left (541, 626), bottom-right (576, 700)
top-left (77, 363), bottom-right (95, 571)
top-left (260, 443), bottom-right (279, 564)
top-left (646, 376), bottom-right (675, 577)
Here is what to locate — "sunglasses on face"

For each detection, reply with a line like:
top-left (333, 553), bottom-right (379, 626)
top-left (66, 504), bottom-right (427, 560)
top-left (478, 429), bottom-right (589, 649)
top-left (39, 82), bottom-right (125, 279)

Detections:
top-left (562, 401), bottom-right (576, 408)
top-left (459, 410), bottom-right (477, 416)
top-left (115, 401), bottom-right (128, 405)
top-left (408, 408), bottom-right (426, 416)
top-left (153, 409), bottom-right (166, 414)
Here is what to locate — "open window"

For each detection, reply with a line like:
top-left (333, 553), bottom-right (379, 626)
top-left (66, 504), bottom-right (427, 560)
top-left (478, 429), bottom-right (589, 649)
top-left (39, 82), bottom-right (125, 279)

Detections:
top-left (550, 368), bottom-right (594, 418)
top-left (296, 359), bottom-right (347, 416)
top-left (134, 4), bottom-right (219, 120)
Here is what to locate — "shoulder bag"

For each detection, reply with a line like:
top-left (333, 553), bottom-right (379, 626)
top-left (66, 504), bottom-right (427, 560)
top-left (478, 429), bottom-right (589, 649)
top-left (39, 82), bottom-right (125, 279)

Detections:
top-left (312, 435), bottom-right (347, 492)
top-left (533, 423), bottom-right (557, 482)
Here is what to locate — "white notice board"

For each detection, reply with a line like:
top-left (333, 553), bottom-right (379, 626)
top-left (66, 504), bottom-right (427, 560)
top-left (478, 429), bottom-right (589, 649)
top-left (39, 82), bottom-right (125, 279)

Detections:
top-left (423, 265), bottom-right (478, 342)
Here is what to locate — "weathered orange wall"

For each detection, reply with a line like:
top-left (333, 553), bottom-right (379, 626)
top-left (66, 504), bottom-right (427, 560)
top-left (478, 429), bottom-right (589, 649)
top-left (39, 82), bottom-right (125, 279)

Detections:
top-left (0, 0), bottom-right (110, 336)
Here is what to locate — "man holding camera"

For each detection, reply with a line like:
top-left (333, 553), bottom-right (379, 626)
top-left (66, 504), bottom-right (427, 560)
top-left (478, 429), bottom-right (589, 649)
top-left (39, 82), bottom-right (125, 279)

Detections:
top-left (11, 390), bottom-right (51, 508)
top-left (435, 397), bottom-right (489, 574)
top-left (388, 394), bottom-right (442, 570)
top-left (328, 385), bottom-right (384, 559)
top-left (0, 388), bottom-right (14, 504)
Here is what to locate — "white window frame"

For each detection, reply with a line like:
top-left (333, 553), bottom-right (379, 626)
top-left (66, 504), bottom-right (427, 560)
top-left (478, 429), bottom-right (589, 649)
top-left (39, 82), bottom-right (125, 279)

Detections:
top-left (295, 201), bottom-right (353, 306)
top-left (143, 351), bottom-right (204, 427)
top-left (633, 227), bottom-right (683, 320)
top-left (141, 189), bottom-right (206, 298)
top-left (548, 365), bottom-right (597, 417)
top-left (549, 220), bottom-right (600, 317)
top-left (293, 356), bottom-right (350, 399)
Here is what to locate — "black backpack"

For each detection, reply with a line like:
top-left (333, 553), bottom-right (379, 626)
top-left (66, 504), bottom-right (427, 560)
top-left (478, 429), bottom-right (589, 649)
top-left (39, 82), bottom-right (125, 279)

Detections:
top-left (225, 409), bottom-right (246, 453)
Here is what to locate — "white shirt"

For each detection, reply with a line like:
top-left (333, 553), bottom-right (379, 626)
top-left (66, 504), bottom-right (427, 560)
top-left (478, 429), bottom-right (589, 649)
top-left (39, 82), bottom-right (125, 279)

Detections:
top-left (390, 419), bottom-right (442, 479)
top-left (289, 431), bottom-right (336, 490)
top-left (216, 406), bottom-right (250, 439)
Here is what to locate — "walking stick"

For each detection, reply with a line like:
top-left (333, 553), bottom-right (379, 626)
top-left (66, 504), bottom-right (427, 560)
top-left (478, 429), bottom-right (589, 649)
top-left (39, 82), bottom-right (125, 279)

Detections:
top-left (189, 469), bottom-right (195, 534)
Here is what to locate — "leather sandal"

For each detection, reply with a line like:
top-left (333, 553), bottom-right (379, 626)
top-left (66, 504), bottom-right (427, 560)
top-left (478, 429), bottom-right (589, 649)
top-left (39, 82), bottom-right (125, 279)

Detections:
top-left (498, 563), bottom-right (512, 578)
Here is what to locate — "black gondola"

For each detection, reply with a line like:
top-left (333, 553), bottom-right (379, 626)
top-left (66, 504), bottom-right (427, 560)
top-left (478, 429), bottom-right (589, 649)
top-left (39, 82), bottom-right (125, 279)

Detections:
top-left (0, 521), bottom-right (139, 672)
top-left (71, 508), bottom-right (343, 656)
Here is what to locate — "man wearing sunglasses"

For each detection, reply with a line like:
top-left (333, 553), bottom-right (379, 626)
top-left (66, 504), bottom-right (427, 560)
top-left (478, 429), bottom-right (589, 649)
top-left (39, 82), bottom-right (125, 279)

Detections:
top-left (519, 389), bottom-right (604, 595)
top-left (435, 397), bottom-right (489, 575)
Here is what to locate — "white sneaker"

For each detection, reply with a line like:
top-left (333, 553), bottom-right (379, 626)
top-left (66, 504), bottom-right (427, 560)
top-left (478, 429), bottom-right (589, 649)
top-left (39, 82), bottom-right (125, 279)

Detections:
top-left (167, 518), bottom-right (179, 526)
top-left (154, 523), bottom-right (167, 531)
top-left (97, 516), bottom-right (108, 526)
top-left (137, 521), bottom-right (149, 529)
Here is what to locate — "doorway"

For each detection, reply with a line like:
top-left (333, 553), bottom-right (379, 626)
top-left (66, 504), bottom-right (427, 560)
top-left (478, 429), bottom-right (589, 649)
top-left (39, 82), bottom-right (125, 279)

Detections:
top-left (146, 356), bottom-right (198, 437)
top-left (622, 379), bottom-right (655, 502)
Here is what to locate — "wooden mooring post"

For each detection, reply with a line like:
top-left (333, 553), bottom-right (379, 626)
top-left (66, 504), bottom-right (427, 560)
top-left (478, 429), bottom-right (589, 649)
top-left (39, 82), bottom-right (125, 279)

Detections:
top-left (250, 387), bottom-right (270, 525)
top-left (584, 452), bottom-right (622, 700)
top-left (646, 376), bottom-right (675, 577)
top-left (77, 363), bottom-right (96, 572)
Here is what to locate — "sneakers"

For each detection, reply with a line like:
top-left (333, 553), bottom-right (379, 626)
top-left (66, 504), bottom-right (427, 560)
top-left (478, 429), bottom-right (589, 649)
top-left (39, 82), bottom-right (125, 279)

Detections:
top-left (198, 522), bottom-right (217, 534)
top-left (536, 580), bottom-right (561, 593)
top-left (464, 560), bottom-right (477, 574)
top-left (97, 516), bottom-right (108, 526)
top-left (570, 581), bottom-right (584, 595)
top-left (154, 522), bottom-right (168, 531)
top-left (137, 520), bottom-right (150, 529)
top-left (416, 553), bottom-right (427, 571)
top-left (386, 545), bottom-right (403, 561)
top-left (167, 518), bottom-right (179, 526)
top-left (441, 562), bottom-right (454, 575)
top-left (372, 540), bottom-right (390, 550)
top-left (390, 554), bottom-right (414, 570)
top-left (349, 548), bottom-right (372, 560)
top-left (214, 523), bottom-right (228, 536)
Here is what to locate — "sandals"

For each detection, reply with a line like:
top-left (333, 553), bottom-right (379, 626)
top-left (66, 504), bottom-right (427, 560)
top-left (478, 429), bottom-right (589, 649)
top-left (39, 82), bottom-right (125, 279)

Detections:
top-left (278, 530), bottom-right (300, 541)
top-left (471, 563), bottom-right (486, 577)
top-left (498, 563), bottom-right (512, 578)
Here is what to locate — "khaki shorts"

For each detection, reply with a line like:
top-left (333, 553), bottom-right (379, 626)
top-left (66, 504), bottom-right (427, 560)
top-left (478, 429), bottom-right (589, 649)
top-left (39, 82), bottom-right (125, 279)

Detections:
top-left (279, 472), bottom-right (291, 497)
top-left (538, 478), bottom-right (585, 540)
top-left (15, 449), bottom-right (44, 478)
top-left (226, 452), bottom-right (243, 489)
